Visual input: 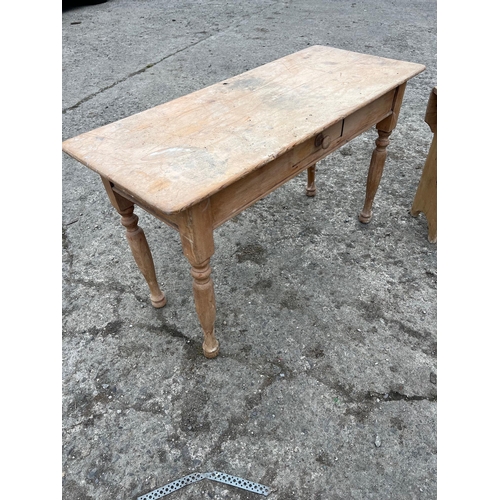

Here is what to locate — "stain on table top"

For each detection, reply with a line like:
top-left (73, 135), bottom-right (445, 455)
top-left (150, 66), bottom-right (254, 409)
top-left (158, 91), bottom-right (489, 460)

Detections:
top-left (62, 45), bottom-right (424, 214)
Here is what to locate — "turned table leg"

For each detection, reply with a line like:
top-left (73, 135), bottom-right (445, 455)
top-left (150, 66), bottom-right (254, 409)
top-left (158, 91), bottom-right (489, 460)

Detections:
top-left (178, 200), bottom-right (219, 358)
top-left (306, 164), bottom-right (317, 197)
top-left (101, 178), bottom-right (166, 308)
top-left (359, 82), bottom-right (407, 224)
top-left (190, 259), bottom-right (218, 358)
top-left (359, 129), bottom-right (392, 223)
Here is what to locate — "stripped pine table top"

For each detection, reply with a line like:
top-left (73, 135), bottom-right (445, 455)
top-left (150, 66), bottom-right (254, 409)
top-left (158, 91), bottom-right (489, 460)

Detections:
top-left (62, 45), bottom-right (424, 215)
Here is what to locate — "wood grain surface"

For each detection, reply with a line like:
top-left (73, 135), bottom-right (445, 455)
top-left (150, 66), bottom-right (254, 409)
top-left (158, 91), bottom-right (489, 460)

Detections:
top-left (62, 45), bottom-right (424, 215)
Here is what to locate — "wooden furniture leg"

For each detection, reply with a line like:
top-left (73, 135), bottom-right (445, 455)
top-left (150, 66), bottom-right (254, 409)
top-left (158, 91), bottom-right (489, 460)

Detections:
top-left (178, 199), bottom-right (219, 358)
top-left (101, 178), bottom-right (166, 308)
top-left (359, 83), bottom-right (407, 223)
top-left (306, 164), bottom-right (317, 197)
top-left (411, 87), bottom-right (437, 243)
top-left (359, 129), bottom-right (392, 223)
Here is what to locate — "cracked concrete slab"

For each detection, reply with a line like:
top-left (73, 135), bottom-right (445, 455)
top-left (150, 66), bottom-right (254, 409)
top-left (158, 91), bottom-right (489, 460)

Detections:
top-left (62, 1), bottom-right (437, 498)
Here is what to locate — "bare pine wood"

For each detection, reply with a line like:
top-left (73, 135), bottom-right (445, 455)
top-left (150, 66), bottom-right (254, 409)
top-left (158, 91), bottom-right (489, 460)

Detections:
top-left (342, 90), bottom-right (394, 138)
top-left (376, 82), bottom-right (407, 133)
top-left (411, 87), bottom-right (437, 243)
top-left (424, 87), bottom-right (437, 134)
top-left (306, 164), bottom-right (317, 197)
top-left (359, 130), bottom-right (392, 223)
top-left (102, 178), bottom-right (167, 307)
top-left (210, 89), bottom-right (397, 227)
top-left (62, 46), bottom-right (424, 217)
top-left (358, 83), bottom-right (408, 223)
top-left (178, 200), bottom-right (219, 358)
top-left (104, 179), bottom-right (182, 230)
top-left (119, 207), bottom-right (166, 308)
top-left (210, 120), bottom-right (343, 227)
top-left (102, 177), bottom-right (167, 307)
top-left (64, 47), bottom-right (425, 358)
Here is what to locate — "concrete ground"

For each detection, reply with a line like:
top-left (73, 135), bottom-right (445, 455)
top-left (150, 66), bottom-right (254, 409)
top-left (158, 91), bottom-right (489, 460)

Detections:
top-left (62, 1), bottom-right (437, 499)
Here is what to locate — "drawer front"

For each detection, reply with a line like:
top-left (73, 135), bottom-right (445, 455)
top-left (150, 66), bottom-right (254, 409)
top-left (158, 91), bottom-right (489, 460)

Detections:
top-left (288, 119), bottom-right (344, 170)
top-left (211, 120), bottom-right (343, 227)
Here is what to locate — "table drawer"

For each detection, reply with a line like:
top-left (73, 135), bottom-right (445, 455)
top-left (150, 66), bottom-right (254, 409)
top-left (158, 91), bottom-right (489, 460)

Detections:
top-left (211, 120), bottom-right (343, 227)
top-left (288, 119), bottom-right (344, 170)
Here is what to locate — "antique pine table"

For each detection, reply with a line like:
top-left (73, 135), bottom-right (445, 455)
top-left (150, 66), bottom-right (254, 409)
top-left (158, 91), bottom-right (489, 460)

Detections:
top-left (63, 46), bottom-right (425, 358)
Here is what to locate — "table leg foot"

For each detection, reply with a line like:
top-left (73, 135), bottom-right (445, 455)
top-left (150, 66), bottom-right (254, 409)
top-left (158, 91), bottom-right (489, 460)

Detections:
top-left (358, 210), bottom-right (373, 224)
top-left (203, 338), bottom-right (220, 359)
top-left (151, 293), bottom-right (167, 308)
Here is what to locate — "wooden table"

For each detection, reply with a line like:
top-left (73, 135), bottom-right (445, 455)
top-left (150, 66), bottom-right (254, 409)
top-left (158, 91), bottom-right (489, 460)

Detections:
top-left (63, 46), bottom-right (425, 358)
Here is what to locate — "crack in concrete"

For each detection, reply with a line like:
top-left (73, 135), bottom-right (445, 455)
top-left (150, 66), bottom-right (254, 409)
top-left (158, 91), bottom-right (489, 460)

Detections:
top-left (62, 3), bottom-right (277, 115)
top-left (367, 390), bottom-right (437, 402)
top-left (62, 34), bottom-right (213, 114)
top-left (306, 371), bottom-right (437, 403)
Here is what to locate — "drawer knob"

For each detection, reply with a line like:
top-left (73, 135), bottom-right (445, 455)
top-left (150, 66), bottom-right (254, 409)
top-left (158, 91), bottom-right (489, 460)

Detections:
top-left (315, 133), bottom-right (331, 149)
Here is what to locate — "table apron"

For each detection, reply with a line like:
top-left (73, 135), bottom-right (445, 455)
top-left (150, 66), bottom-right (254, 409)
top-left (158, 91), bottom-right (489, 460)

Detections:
top-left (107, 183), bottom-right (182, 230)
top-left (106, 87), bottom-right (396, 231)
top-left (210, 88), bottom-right (395, 228)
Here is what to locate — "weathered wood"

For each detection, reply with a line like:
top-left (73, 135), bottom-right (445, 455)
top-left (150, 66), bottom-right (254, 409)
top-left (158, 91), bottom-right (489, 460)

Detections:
top-left (102, 178), bottom-right (167, 308)
top-left (358, 83), bottom-right (408, 223)
top-left (376, 82), bottom-right (407, 133)
top-left (306, 164), bottom-right (317, 197)
top-left (342, 89), bottom-right (394, 138)
top-left (411, 134), bottom-right (437, 242)
top-left (63, 47), bottom-right (425, 358)
top-left (425, 86), bottom-right (437, 134)
top-left (62, 47), bottom-right (424, 217)
top-left (103, 179), bottom-right (181, 230)
top-left (210, 120), bottom-right (342, 227)
top-left (359, 130), bottom-right (392, 223)
top-left (177, 200), bottom-right (219, 358)
top-left (411, 87), bottom-right (437, 243)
